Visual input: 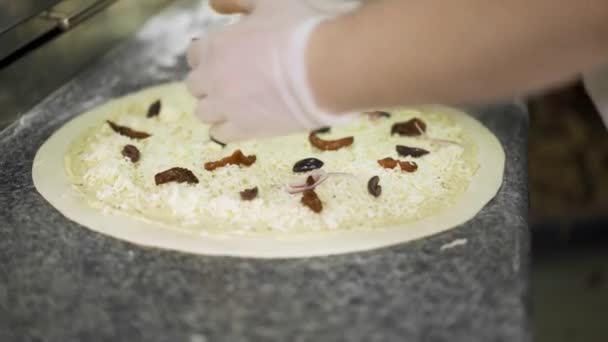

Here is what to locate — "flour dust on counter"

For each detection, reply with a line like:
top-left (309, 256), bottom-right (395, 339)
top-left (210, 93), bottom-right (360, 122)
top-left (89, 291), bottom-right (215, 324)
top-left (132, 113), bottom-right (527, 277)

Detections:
top-left (32, 83), bottom-right (505, 258)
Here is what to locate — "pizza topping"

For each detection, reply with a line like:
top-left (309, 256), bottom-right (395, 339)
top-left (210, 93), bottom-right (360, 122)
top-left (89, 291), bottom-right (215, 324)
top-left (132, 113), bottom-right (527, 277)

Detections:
top-left (288, 173), bottom-right (327, 194)
top-left (377, 157), bottom-right (398, 169)
top-left (312, 126), bottom-right (331, 134)
top-left (154, 167), bottom-right (199, 185)
top-left (365, 111), bottom-right (391, 120)
top-left (309, 132), bottom-right (354, 151)
top-left (301, 189), bottom-right (323, 213)
top-left (391, 118), bottom-right (426, 136)
top-left (293, 158), bottom-right (324, 173)
top-left (204, 149), bottom-right (256, 171)
top-left (377, 158), bottom-right (418, 172)
top-left (121, 145), bottom-right (140, 163)
top-left (210, 135), bottom-right (226, 148)
top-left (240, 187), bottom-right (259, 201)
top-left (107, 121), bottom-right (151, 140)
top-left (367, 176), bottom-right (382, 197)
top-left (396, 120), bottom-right (461, 147)
top-left (146, 100), bottom-right (161, 118)
top-left (306, 175), bottom-right (316, 186)
top-left (396, 145), bottom-right (430, 158)
top-left (399, 161), bottom-right (418, 172)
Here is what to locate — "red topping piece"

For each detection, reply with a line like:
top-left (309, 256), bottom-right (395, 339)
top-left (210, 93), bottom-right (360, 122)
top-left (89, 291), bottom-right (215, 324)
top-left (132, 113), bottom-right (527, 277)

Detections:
top-left (391, 118), bottom-right (426, 136)
top-left (240, 187), bottom-right (259, 201)
top-left (301, 190), bottom-right (323, 213)
top-left (154, 167), bottom-right (199, 185)
top-left (107, 121), bottom-right (151, 140)
top-left (204, 150), bottom-right (257, 171)
top-left (377, 158), bottom-right (418, 172)
top-left (308, 132), bottom-right (354, 151)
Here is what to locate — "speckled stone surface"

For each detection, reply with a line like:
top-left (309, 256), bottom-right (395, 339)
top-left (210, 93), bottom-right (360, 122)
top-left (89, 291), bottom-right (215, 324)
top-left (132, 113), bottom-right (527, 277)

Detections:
top-left (0, 1), bottom-right (531, 342)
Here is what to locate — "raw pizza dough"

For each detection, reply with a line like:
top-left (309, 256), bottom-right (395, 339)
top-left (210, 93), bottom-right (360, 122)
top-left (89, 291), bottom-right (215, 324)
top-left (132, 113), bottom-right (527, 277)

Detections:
top-left (33, 83), bottom-right (504, 258)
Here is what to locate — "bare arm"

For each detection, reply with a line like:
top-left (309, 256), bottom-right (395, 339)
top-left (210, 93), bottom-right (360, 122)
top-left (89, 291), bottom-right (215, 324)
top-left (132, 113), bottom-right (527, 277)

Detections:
top-left (308, 0), bottom-right (608, 111)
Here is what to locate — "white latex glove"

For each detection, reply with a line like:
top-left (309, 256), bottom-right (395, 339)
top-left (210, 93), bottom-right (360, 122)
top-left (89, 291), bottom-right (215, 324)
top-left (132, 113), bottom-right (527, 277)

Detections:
top-left (186, 0), bottom-right (360, 142)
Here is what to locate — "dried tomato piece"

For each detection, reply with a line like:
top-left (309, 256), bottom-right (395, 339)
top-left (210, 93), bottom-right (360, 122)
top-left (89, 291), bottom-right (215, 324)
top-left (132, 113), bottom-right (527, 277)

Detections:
top-left (204, 149), bottom-right (256, 171)
top-left (367, 175), bottom-right (382, 197)
top-left (396, 145), bottom-right (430, 158)
top-left (365, 111), bottom-right (391, 120)
top-left (309, 132), bottom-right (354, 151)
top-left (391, 118), bottom-right (426, 136)
top-left (399, 161), bottom-right (418, 172)
top-left (306, 175), bottom-right (316, 186)
top-left (240, 187), bottom-right (258, 201)
top-left (377, 158), bottom-right (399, 169)
top-left (377, 158), bottom-right (418, 173)
top-left (107, 121), bottom-right (151, 140)
top-left (154, 167), bottom-right (199, 185)
top-left (121, 145), bottom-right (140, 163)
top-left (146, 100), bottom-right (161, 118)
top-left (293, 158), bottom-right (324, 173)
top-left (301, 189), bottom-right (323, 213)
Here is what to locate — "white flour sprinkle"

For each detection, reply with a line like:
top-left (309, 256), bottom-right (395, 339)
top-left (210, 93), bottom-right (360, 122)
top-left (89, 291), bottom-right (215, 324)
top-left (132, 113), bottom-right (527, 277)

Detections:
top-left (440, 238), bottom-right (468, 251)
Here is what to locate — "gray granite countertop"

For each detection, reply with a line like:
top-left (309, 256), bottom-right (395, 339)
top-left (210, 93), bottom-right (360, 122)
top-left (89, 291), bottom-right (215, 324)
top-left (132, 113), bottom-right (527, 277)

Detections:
top-left (0, 1), bottom-right (531, 341)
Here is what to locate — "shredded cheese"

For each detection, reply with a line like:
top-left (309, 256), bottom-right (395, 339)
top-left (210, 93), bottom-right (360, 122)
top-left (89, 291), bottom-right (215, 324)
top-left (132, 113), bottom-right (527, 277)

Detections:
top-left (66, 87), bottom-right (477, 233)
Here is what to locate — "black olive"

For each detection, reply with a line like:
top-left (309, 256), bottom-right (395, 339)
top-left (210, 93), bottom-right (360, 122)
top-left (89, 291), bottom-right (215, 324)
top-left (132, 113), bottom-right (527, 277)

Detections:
top-left (367, 175), bottom-right (382, 197)
top-left (147, 99), bottom-right (161, 118)
top-left (121, 145), bottom-right (140, 163)
top-left (396, 145), bottom-right (430, 158)
top-left (293, 158), bottom-right (324, 173)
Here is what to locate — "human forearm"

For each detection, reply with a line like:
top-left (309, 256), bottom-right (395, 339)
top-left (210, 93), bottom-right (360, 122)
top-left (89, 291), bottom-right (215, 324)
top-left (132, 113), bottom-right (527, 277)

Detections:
top-left (308, 0), bottom-right (608, 111)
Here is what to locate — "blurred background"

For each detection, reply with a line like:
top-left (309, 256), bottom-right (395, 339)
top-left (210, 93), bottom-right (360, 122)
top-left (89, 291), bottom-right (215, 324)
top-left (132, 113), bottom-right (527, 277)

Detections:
top-left (529, 83), bottom-right (608, 342)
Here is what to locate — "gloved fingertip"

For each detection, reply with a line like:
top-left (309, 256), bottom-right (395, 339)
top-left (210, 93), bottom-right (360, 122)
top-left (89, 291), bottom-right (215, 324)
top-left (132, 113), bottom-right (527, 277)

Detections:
top-left (194, 99), bottom-right (226, 125)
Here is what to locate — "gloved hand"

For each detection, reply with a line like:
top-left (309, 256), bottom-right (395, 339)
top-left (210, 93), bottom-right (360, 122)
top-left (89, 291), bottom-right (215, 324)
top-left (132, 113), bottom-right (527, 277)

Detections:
top-left (186, 0), bottom-right (360, 142)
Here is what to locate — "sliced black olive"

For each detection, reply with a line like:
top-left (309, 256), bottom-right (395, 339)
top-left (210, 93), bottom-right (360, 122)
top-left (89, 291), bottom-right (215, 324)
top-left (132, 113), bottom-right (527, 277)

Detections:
top-left (293, 157), bottom-right (324, 173)
top-left (154, 167), bottom-right (199, 185)
top-left (396, 145), bottom-right (430, 158)
top-left (107, 121), bottom-right (151, 140)
top-left (122, 145), bottom-right (140, 163)
top-left (367, 176), bottom-right (382, 197)
top-left (240, 187), bottom-right (258, 201)
top-left (147, 100), bottom-right (161, 118)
